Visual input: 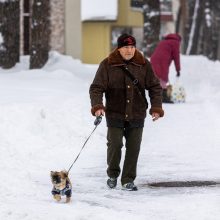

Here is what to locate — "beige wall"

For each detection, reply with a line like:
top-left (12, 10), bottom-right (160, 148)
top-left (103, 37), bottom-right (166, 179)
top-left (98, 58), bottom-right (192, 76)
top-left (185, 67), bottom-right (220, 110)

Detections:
top-left (50, 0), bottom-right (65, 53)
top-left (82, 23), bottom-right (111, 64)
top-left (65, 0), bottom-right (81, 59)
top-left (64, 0), bottom-right (178, 63)
top-left (82, 0), bottom-right (143, 64)
top-left (116, 0), bottom-right (143, 26)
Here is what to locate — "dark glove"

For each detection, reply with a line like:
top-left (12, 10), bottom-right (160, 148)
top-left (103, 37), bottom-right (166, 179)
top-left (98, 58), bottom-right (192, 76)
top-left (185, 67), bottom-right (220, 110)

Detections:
top-left (176, 71), bottom-right (180, 77)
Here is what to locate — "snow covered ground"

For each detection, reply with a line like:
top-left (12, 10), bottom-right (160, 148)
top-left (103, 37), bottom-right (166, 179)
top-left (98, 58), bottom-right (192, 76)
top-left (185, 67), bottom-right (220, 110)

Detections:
top-left (0, 51), bottom-right (220, 220)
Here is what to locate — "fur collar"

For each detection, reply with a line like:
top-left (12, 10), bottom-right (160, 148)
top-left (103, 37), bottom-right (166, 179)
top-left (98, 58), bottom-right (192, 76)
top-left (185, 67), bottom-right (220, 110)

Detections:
top-left (108, 48), bottom-right (146, 66)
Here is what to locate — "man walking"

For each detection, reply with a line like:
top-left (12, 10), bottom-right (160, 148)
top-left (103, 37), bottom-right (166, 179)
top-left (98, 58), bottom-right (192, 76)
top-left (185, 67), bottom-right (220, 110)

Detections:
top-left (89, 33), bottom-right (164, 191)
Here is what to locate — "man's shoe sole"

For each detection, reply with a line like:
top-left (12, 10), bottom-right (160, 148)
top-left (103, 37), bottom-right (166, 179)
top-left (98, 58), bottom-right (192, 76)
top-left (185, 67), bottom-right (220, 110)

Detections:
top-left (122, 186), bottom-right (138, 191)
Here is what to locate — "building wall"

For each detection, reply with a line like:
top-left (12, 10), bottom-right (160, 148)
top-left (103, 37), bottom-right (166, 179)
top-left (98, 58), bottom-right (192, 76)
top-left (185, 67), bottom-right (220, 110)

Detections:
top-left (20, 0), bottom-right (66, 55)
top-left (82, 0), bottom-right (143, 64)
top-left (82, 23), bottom-right (111, 64)
top-left (172, 0), bottom-right (180, 22)
top-left (50, 0), bottom-right (65, 53)
top-left (160, 0), bottom-right (180, 36)
top-left (65, 0), bottom-right (81, 59)
top-left (116, 0), bottom-right (143, 26)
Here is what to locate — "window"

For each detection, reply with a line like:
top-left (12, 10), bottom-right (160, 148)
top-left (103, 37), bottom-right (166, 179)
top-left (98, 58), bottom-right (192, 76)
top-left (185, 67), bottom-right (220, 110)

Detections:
top-left (160, 0), bottom-right (172, 14)
top-left (130, 0), bottom-right (143, 8)
top-left (130, 0), bottom-right (173, 14)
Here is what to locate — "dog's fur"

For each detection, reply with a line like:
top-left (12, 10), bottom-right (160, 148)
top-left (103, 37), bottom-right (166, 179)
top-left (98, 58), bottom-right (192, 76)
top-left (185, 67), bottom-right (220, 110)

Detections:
top-left (50, 170), bottom-right (72, 203)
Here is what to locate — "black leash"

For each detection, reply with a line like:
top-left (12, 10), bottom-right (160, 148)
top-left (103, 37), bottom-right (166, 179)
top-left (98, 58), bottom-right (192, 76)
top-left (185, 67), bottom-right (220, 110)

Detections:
top-left (67, 116), bottom-right (102, 174)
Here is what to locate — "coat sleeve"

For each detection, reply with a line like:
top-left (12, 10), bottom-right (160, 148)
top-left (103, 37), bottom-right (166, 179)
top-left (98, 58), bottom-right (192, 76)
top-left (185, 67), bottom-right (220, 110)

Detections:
top-left (145, 60), bottom-right (164, 117)
top-left (89, 60), bottom-right (108, 116)
top-left (172, 41), bottom-right (181, 72)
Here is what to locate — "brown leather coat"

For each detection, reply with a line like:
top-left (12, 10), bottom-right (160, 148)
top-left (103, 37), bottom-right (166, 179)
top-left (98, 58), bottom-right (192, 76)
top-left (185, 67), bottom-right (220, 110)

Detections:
top-left (89, 49), bottom-right (164, 122)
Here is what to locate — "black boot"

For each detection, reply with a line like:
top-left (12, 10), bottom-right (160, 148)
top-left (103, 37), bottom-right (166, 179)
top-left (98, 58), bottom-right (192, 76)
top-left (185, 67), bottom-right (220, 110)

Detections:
top-left (162, 89), bottom-right (174, 103)
top-left (107, 178), bottom-right (117, 189)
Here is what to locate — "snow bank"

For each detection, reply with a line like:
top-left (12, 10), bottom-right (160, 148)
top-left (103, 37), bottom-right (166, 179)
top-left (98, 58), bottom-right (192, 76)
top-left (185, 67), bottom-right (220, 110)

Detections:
top-left (0, 52), bottom-right (220, 220)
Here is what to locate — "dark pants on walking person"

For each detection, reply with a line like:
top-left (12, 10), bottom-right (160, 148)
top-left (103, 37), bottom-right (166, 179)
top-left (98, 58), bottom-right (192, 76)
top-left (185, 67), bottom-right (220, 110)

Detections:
top-left (107, 126), bottom-right (143, 185)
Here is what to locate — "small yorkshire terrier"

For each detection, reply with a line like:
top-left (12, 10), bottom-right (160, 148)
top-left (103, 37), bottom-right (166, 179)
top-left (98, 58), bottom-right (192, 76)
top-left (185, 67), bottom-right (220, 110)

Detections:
top-left (50, 170), bottom-right (72, 203)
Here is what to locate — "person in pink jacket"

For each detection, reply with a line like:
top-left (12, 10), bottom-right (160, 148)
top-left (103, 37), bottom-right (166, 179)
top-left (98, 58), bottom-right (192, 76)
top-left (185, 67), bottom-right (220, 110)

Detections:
top-left (150, 33), bottom-right (181, 103)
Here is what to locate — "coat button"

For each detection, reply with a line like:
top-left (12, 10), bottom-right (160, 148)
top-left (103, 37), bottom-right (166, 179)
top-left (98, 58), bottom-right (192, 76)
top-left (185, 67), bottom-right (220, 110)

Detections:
top-left (127, 99), bottom-right (130, 103)
top-left (125, 114), bottom-right (128, 118)
top-left (127, 85), bottom-right (130, 88)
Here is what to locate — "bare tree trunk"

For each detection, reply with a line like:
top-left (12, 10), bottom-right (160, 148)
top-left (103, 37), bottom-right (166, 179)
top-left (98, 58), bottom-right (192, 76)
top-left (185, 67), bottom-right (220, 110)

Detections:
top-left (142, 0), bottom-right (160, 57)
top-left (200, 0), bottom-right (211, 58)
top-left (0, 0), bottom-right (20, 69)
top-left (176, 0), bottom-right (188, 53)
top-left (186, 0), bottom-right (201, 55)
top-left (30, 0), bottom-right (50, 69)
top-left (208, 0), bottom-right (220, 60)
top-left (190, 0), bottom-right (204, 54)
top-left (214, 2), bottom-right (220, 60)
top-left (184, 0), bottom-right (194, 54)
top-left (182, 0), bottom-right (220, 60)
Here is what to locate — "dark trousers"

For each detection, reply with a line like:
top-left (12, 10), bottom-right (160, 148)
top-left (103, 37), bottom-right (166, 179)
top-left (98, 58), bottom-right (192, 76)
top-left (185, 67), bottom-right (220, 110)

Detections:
top-left (107, 126), bottom-right (143, 185)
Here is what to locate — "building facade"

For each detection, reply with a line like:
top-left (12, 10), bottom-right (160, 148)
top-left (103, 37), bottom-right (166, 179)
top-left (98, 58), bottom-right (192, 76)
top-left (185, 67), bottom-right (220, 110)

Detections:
top-left (18, 0), bottom-right (178, 64)
top-left (76, 0), bottom-right (179, 64)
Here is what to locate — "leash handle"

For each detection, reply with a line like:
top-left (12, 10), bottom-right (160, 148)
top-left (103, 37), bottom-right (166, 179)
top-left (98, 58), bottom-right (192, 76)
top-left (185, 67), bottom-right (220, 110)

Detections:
top-left (94, 115), bottom-right (102, 126)
top-left (67, 116), bottom-right (102, 173)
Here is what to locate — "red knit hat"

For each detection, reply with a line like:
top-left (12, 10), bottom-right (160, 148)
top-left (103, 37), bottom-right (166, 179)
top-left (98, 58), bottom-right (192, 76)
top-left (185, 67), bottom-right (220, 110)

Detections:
top-left (117, 33), bottom-right (136, 48)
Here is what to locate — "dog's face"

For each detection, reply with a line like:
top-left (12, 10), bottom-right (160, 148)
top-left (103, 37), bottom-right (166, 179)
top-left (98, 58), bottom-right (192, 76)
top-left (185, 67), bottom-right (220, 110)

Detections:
top-left (50, 170), bottom-right (68, 190)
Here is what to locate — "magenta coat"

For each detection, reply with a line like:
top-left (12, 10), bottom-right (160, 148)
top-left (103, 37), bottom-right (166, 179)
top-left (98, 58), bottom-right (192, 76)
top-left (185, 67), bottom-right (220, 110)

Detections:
top-left (150, 34), bottom-right (181, 82)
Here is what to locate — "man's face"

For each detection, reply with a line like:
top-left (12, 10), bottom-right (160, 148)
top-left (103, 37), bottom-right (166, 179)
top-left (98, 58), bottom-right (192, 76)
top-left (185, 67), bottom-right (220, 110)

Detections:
top-left (118, 46), bottom-right (136, 60)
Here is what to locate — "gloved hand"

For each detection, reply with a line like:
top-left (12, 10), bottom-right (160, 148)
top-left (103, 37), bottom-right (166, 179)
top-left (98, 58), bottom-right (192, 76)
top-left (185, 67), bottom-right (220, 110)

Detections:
top-left (176, 71), bottom-right (180, 77)
top-left (95, 109), bottom-right (105, 117)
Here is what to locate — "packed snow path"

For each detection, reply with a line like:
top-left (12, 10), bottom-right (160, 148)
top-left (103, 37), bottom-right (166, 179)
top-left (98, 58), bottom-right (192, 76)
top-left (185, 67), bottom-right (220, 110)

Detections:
top-left (0, 53), bottom-right (220, 220)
